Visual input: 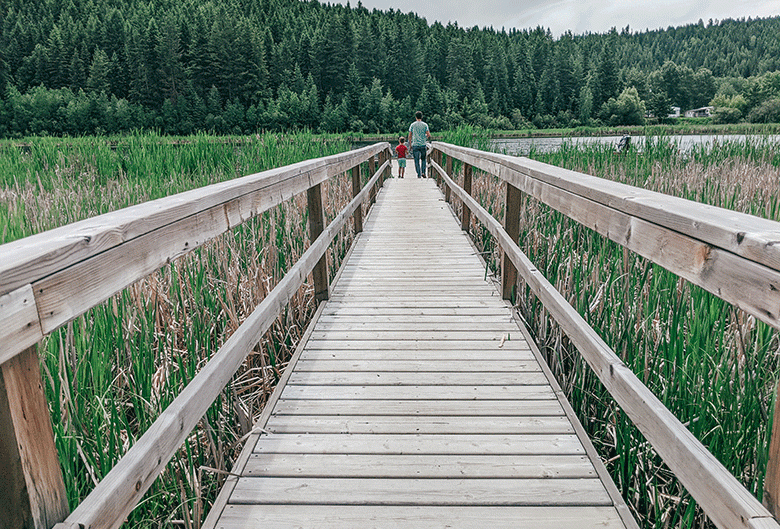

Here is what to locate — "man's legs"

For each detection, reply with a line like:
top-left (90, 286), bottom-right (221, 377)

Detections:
top-left (413, 145), bottom-right (426, 177)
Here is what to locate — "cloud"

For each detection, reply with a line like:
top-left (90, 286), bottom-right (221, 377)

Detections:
top-left (341, 0), bottom-right (779, 36)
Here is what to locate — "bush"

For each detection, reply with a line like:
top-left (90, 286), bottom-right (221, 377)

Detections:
top-left (712, 106), bottom-right (742, 124)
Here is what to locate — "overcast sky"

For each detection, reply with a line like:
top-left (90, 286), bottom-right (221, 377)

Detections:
top-left (336, 0), bottom-right (778, 36)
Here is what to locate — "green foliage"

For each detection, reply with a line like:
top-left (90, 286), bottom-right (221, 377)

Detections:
top-left (1, 0), bottom-right (780, 135)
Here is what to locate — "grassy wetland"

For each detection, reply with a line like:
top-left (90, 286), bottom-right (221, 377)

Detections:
top-left (0, 132), bottom-right (366, 526)
top-left (440, 127), bottom-right (780, 528)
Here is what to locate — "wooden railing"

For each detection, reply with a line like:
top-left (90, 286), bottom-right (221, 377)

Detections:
top-left (0, 142), bottom-right (392, 529)
top-left (429, 141), bottom-right (780, 529)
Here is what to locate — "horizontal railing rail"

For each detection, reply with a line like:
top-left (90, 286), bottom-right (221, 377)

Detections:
top-left (0, 143), bottom-right (392, 528)
top-left (429, 141), bottom-right (780, 529)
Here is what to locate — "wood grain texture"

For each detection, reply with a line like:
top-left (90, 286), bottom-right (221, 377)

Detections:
top-left (0, 284), bottom-right (42, 365)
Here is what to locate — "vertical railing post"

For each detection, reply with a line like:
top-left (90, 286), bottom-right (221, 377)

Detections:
top-left (435, 150), bottom-right (442, 187)
top-left (368, 155), bottom-right (377, 206)
top-left (445, 154), bottom-right (453, 204)
top-left (502, 182), bottom-right (522, 302)
top-left (351, 165), bottom-right (363, 234)
top-left (0, 346), bottom-right (69, 529)
top-left (461, 163), bottom-right (472, 232)
top-left (385, 149), bottom-right (392, 181)
top-left (307, 183), bottom-right (329, 302)
top-left (378, 151), bottom-right (386, 189)
top-left (765, 384), bottom-right (780, 515)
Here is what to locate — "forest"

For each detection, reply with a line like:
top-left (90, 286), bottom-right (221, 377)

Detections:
top-left (1, 0), bottom-right (780, 137)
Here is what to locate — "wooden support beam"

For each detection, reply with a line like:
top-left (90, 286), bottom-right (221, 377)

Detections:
top-left (765, 381), bottom-right (780, 516)
top-left (435, 151), bottom-right (442, 187)
top-left (502, 182), bottom-right (522, 302)
top-left (368, 157), bottom-right (377, 206)
top-left (351, 166), bottom-right (363, 234)
top-left (445, 155), bottom-right (453, 204)
top-left (461, 163), bottom-right (472, 232)
top-left (0, 346), bottom-right (69, 529)
top-left (307, 183), bottom-right (329, 302)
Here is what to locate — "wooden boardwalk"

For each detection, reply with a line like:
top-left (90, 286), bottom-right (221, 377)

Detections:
top-left (206, 174), bottom-right (635, 528)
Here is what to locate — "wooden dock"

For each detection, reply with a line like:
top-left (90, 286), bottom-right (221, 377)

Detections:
top-left (205, 175), bottom-right (635, 528)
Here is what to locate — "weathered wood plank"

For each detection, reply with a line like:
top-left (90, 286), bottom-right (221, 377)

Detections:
top-left (229, 477), bottom-right (611, 506)
top-left (215, 505), bottom-right (626, 529)
top-left (271, 399), bottom-right (563, 416)
top-left (292, 359), bottom-right (539, 372)
top-left (243, 453), bottom-right (592, 477)
top-left (252, 433), bottom-right (586, 455)
top-left (0, 346), bottom-right (69, 529)
top-left (308, 331), bottom-right (514, 341)
top-left (264, 415), bottom-right (573, 434)
top-left (279, 385), bottom-right (557, 400)
top-left (287, 372), bottom-right (550, 385)
top-left (0, 284), bottom-right (43, 365)
top-left (307, 182), bottom-right (329, 302)
top-left (303, 340), bottom-right (530, 350)
top-left (298, 350), bottom-right (536, 362)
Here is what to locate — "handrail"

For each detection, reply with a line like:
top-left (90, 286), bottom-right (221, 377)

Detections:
top-left (430, 142), bottom-right (780, 529)
top-left (432, 142), bottom-right (780, 331)
top-left (0, 143), bottom-right (388, 365)
top-left (0, 143), bottom-right (391, 528)
top-left (52, 157), bottom-right (390, 529)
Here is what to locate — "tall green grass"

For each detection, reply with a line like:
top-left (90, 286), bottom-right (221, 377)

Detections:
top-left (0, 132), bottom-right (361, 527)
top-left (441, 128), bottom-right (780, 528)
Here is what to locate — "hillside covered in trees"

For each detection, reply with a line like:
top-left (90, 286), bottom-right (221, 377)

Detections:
top-left (2, 0), bottom-right (780, 136)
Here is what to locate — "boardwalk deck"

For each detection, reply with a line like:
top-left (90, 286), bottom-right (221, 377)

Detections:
top-left (205, 171), bottom-right (635, 528)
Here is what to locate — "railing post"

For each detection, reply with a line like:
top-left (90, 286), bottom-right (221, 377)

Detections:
top-left (307, 183), bottom-right (329, 302)
top-left (351, 165), bottom-right (363, 234)
top-left (435, 151), bottom-right (442, 187)
top-left (445, 155), bottom-right (453, 203)
top-left (368, 156), bottom-right (377, 206)
top-left (461, 163), bottom-right (472, 232)
top-left (502, 182), bottom-right (522, 302)
top-left (0, 346), bottom-right (69, 529)
top-left (765, 383), bottom-right (780, 515)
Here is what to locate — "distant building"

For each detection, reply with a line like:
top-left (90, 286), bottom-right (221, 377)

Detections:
top-left (668, 106), bottom-right (681, 118)
top-left (684, 106), bottom-right (714, 118)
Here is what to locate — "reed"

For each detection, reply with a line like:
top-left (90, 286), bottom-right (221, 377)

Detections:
top-left (441, 127), bottom-right (780, 528)
top-left (0, 131), bottom-right (359, 526)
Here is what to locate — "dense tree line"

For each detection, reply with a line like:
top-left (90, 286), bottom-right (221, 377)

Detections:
top-left (1, 0), bottom-right (779, 136)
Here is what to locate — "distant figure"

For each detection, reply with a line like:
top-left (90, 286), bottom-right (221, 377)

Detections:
top-left (616, 135), bottom-right (631, 153)
top-left (395, 137), bottom-right (408, 178)
top-left (408, 111), bottom-right (431, 178)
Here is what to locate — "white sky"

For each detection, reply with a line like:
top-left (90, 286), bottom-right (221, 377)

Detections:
top-left (338, 0), bottom-right (779, 36)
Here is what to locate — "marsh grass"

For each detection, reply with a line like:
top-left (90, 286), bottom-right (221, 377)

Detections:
top-left (441, 127), bottom-right (780, 528)
top-left (0, 131), bottom-right (366, 527)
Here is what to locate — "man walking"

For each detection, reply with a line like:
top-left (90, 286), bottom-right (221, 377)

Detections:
top-left (408, 111), bottom-right (431, 178)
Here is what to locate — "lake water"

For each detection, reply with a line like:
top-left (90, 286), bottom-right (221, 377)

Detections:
top-left (490, 134), bottom-right (780, 156)
top-left (356, 134), bottom-right (778, 155)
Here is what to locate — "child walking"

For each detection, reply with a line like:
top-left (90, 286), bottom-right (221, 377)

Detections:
top-left (395, 137), bottom-right (408, 178)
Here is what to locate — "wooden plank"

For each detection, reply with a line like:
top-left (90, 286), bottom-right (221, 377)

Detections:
top-left (0, 284), bottom-right (43, 365)
top-left (229, 477), bottom-right (611, 506)
top-left (311, 322), bottom-right (520, 332)
top-left (271, 399), bottom-right (563, 416)
top-left (308, 331), bottom-right (517, 341)
top-left (0, 346), bottom-right (69, 529)
top-left (320, 307), bottom-right (512, 316)
top-left (502, 182), bottom-right (521, 301)
top-left (351, 165), bottom-right (363, 234)
top-left (317, 315), bottom-right (517, 324)
top-left (287, 372), bottom-right (550, 386)
top-left (53, 154), bottom-right (389, 529)
top-left (307, 182), bottom-right (329, 302)
top-left (279, 385), bottom-right (557, 400)
top-left (214, 505), bottom-right (626, 529)
top-left (252, 433), bottom-right (586, 455)
top-left (303, 340), bottom-right (530, 350)
top-left (439, 167), bottom-right (777, 529)
top-left (264, 415), bottom-right (573, 434)
top-left (243, 453), bottom-right (592, 477)
top-left (292, 359), bottom-right (538, 372)
top-left (298, 350), bottom-right (536, 361)
top-left (764, 380), bottom-right (780, 516)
